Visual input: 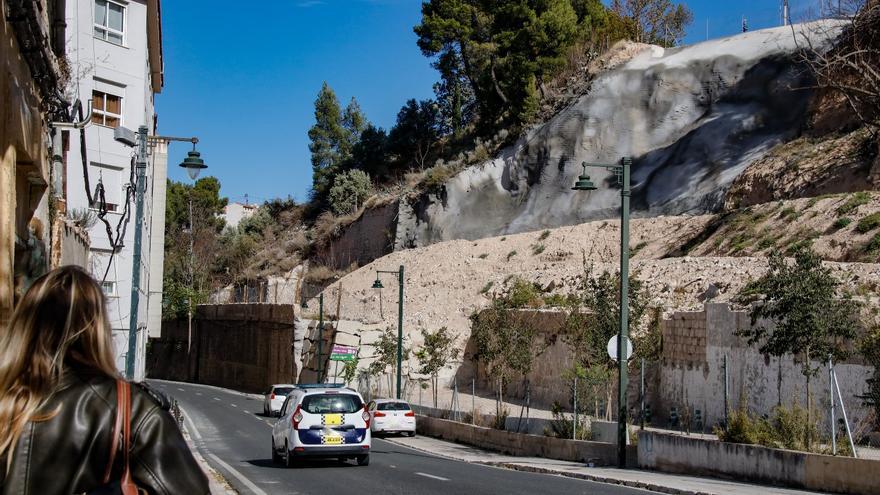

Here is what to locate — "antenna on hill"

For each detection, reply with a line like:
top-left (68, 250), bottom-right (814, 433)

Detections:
top-left (782, 0), bottom-right (790, 26)
top-left (742, 16), bottom-right (749, 33)
top-left (245, 193), bottom-right (249, 205)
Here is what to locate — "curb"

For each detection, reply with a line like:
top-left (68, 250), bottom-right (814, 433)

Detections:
top-left (385, 437), bottom-right (709, 495)
top-left (480, 462), bottom-right (710, 495)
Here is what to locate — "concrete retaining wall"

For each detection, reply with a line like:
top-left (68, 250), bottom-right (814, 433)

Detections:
top-left (147, 304), bottom-right (296, 393)
top-left (638, 431), bottom-right (880, 495)
top-left (417, 415), bottom-right (636, 467)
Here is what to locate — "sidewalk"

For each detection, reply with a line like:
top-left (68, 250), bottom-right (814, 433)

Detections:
top-left (384, 434), bottom-right (829, 495)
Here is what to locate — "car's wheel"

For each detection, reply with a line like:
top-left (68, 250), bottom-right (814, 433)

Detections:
top-left (271, 438), bottom-right (281, 464)
top-left (284, 440), bottom-right (295, 468)
top-left (356, 454), bottom-right (370, 466)
top-left (407, 431), bottom-right (416, 437)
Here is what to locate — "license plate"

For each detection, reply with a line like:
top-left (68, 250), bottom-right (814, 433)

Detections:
top-left (323, 414), bottom-right (343, 426)
top-left (323, 435), bottom-right (343, 445)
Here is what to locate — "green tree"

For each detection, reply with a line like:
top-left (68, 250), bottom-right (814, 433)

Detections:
top-left (433, 48), bottom-right (476, 137)
top-left (388, 99), bottom-right (442, 170)
top-left (328, 169), bottom-right (373, 215)
top-left (736, 248), bottom-right (861, 444)
top-left (859, 326), bottom-right (880, 430)
top-left (350, 124), bottom-right (391, 180)
top-left (610, 0), bottom-right (694, 46)
top-left (341, 357), bottom-right (360, 387)
top-left (162, 177), bottom-right (228, 319)
top-left (369, 327), bottom-right (411, 395)
top-left (470, 306), bottom-right (545, 422)
top-left (308, 82), bottom-right (349, 198)
top-left (415, 0), bottom-right (583, 128)
top-left (415, 326), bottom-right (460, 407)
top-left (341, 97), bottom-right (369, 157)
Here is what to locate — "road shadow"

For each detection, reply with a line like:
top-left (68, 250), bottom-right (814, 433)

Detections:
top-left (244, 458), bottom-right (360, 469)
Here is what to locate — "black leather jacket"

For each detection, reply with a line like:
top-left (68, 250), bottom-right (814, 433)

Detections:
top-left (0, 371), bottom-right (209, 494)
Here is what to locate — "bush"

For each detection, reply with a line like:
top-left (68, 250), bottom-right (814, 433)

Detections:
top-left (502, 278), bottom-right (543, 309)
top-left (480, 281), bottom-right (494, 294)
top-left (328, 170), bottom-right (373, 216)
top-left (545, 401), bottom-right (590, 440)
top-left (506, 250), bottom-right (517, 261)
top-left (836, 191), bottom-right (871, 216)
top-left (422, 165), bottom-right (453, 193)
top-left (716, 403), bottom-right (819, 452)
top-left (833, 217), bottom-right (853, 230)
top-left (857, 213), bottom-right (880, 233)
top-left (532, 243), bottom-right (545, 255)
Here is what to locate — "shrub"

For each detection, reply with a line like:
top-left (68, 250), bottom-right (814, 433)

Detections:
top-left (480, 281), bottom-right (494, 294)
top-left (836, 191), bottom-right (871, 216)
top-left (532, 243), bottom-right (545, 255)
top-left (506, 250), bottom-right (518, 261)
top-left (422, 165), bottom-right (453, 193)
top-left (833, 217), bottom-right (853, 230)
top-left (545, 401), bottom-right (590, 440)
top-left (328, 170), bottom-right (373, 216)
top-left (779, 206), bottom-right (798, 220)
top-left (538, 230), bottom-right (551, 241)
top-left (857, 213), bottom-right (880, 233)
top-left (865, 233), bottom-right (880, 254)
top-left (478, 253), bottom-right (489, 259)
top-left (503, 278), bottom-right (542, 309)
top-left (304, 264), bottom-right (337, 284)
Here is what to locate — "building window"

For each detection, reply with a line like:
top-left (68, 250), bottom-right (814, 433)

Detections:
top-left (94, 0), bottom-right (125, 45)
top-left (101, 281), bottom-right (117, 297)
top-left (91, 90), bottom-right (122, 128)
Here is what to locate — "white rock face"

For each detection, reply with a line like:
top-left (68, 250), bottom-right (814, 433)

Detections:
top-left (404, 22), bottom-right (842, 246)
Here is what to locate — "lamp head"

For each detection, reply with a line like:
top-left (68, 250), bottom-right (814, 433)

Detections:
top-left (372, 276), bottom-right (384, 290)
top-left (179, 149), bottom-right (207, 180)
top-left (572, 162), bottom-right (597, 191)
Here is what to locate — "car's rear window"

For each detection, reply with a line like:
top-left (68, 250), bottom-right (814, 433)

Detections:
top-left (273, 387), bottom-right (294, 396)
top-left (301, 393), bottom-right (363, 414)
top-left (377, 402), bottom-right (411, 411)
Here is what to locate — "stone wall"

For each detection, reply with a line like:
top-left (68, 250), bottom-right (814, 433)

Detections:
top-left (639, 430), bottom-right (880, 495)
top-left (314, 201), bottom-right (398, 270)
top-left (146, 304), bottom-right (297, 393)
top-left (653, 303), bottom-right (872, 433)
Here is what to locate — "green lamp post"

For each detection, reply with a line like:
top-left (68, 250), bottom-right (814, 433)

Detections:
top-left (573, 157), bottom-right (632, 469)
top-left (372, 266), bottom-right (405, 399)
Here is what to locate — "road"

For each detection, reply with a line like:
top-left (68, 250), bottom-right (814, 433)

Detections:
top-left (151, 380), bottom-right (658, 495)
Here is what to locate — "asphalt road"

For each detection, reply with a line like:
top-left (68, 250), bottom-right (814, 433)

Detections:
top-left (151, 380), bottom-right (657, 495)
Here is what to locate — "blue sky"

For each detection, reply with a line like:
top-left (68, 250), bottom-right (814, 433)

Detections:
top-left (158, 0), bottom-right (824, 204)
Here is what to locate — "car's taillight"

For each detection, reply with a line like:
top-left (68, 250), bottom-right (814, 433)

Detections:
top-left (270, 393), bottom-right (275, 400)
top-left (362, 405), bottom-right (371, 428)
top-left (292, 405), bottom-right (303, 430)
top-left (405, 411), bottom-right (415, 417)
top-left (374, 411), bottom-right (386, 417)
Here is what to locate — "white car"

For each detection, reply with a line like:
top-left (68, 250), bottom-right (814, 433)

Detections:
top-left (263, 384), bottom-right (295, 417)
top-left (367, 399), bottom-right (416, 436)
top-left (271, 384), bottom-right (372, 467)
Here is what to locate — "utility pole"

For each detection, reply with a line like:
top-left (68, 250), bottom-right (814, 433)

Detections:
top-left (125, 125), bottom-right (148, 380)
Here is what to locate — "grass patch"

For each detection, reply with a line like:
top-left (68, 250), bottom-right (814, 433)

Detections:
top-left (630, 241), bottom-right (648, 257)
top-left (857, 213), bottom-right (880, 233)
top-left (538, 230), bottom-right (551, 241)
top-left (480, 281), bottom-right (494, 294)
top-left (478, 253), bottom-right (489, 259)
top-left (506, 250), bottom-right (518, 261)
top-left (532, 243), bottom-right (545, 255)
top-left (866, 233), bottom-right (880, 255)
top-left (779, 206), bottom-right (799, 221)
top-left (836, 191), bottom-right (872, 216)
top-left (833, 217), bottom-right (853, 230)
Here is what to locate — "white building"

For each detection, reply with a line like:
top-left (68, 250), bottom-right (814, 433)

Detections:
top-left (222, 202), bottom-right (258, 230)
top-left (64, 0), bottom-right (166, 380)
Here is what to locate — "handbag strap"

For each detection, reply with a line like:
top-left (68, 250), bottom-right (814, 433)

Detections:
top-left (119, 380), bottom-right (136, 494)
top-left (101, 379), bottom-right (125, 483)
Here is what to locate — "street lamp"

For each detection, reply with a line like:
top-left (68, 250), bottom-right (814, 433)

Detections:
top-left (372, 266), bottom-right (405, 399)
top-left (177, 139), bottom-right (207, 358)
top-left (573, 157), bottom-right (632, 469)
top-left (113, 126), bottom-right (204, 380)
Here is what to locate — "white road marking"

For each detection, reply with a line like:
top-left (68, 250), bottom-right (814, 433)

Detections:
top-left (231, 404), bottom-right (238, 408)
top-left (415, 472), bottom-right (450, 481)
top-left (177, 388), bottom-right (185, 392)
top-left (213, 397), bottom-right (221, 401)
top-left (207, 453), bottom-right (268, 495)
top-left (196, 392), bottom-right (202, 396)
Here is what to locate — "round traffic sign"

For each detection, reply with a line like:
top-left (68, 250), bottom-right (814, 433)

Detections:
top-left (607, 334), bottom-right (633, 361)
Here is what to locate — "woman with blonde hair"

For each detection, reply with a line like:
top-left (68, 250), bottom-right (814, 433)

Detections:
top-left (0, 266), bottom-right (209, 494)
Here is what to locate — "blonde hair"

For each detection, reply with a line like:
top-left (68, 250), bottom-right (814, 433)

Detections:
top-left (0, 266), bottom-right (118, 469)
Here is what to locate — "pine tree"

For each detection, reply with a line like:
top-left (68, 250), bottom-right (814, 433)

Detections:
top-left (308, 82), bottom-right (347, 198)
top-left (341, 97), bottom-right (368, 157)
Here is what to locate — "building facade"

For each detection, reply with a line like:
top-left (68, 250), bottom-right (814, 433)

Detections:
top-left (1, 0), bottom-right (77, 327)
top-left (64, 0), bottom-right (165, 380)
